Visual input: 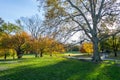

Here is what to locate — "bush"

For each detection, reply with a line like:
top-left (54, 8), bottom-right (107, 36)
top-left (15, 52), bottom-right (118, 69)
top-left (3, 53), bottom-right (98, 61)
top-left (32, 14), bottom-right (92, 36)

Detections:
top-left (80, 42), bottom-right (93, 55)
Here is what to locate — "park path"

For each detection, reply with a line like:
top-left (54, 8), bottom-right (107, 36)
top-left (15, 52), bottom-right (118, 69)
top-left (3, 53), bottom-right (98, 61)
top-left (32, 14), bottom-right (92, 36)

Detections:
top-left (67, 55), bottom-right (120, 62)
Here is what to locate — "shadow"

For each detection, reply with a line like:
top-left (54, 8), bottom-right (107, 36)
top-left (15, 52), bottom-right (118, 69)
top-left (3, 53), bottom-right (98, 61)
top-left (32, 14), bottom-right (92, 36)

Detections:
top-left (0, 59), bottom-right (120, 80)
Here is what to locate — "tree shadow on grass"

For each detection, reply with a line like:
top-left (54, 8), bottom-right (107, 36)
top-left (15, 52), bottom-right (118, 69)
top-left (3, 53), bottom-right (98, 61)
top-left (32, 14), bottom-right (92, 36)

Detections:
top-left (0, 59), bottom-right (120, 80)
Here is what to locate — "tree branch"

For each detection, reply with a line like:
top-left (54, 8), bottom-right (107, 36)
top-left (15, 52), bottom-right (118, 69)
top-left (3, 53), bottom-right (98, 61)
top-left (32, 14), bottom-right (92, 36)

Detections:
top-left (67, 0), bottom-right (92, 32)
top-left (70, 16), bottom-right (93, 41)
top-left (99, 29), bottom-right (120, 41)
top-left (97, 0), bottom-right (105, 21)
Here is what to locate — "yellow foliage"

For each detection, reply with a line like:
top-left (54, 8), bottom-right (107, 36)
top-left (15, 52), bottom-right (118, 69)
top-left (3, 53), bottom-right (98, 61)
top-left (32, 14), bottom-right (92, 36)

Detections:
top-left (0, 49), bottom-right (16, 57)
top-left (80, 42), bottom-right (93, 54)
top-left (31, 37), bottom-right (65, 54)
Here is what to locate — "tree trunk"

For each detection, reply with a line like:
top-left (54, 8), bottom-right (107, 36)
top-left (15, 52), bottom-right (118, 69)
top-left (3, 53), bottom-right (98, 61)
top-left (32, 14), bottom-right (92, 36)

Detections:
top-left (114, 51), bottom-right (117, 57)
top-left (35, 52), bottom-right (38, 57)
top-left (92, 39), bottom-right (101, 62)
top-left (50, 52), bottom-right (52, 57)
top-left (17, 53), bottom-right (22, 59)
top-left (112, 35), bottom-right (117, 57)
top-left (114, 47), bottom-right (117, 57)
top-left (4, 49), bottom-right (7, 60)
top-left (4, 53), bottom-right (7, 60)
top-left (40, 52), bottom-right (43, 57)
top-left (16, 50), bottom-right (23, 59)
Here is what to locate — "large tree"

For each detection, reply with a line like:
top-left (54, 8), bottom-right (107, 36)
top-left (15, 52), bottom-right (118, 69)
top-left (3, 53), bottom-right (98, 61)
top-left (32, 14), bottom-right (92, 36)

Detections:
top-left (20, 14), bottom-right (66, 57)
top-left (38, 0), bottom-right (120, 62)
top-left (0, 22), bottom-right (21, 59)
top-left (11, 32), bottom-right (30, 59)
top-left (0, 34), bottom-right (11, 60)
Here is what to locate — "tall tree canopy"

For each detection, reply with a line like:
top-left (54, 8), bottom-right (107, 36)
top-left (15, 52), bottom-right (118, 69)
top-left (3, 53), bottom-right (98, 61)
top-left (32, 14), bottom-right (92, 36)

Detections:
top-left (37, 0), bottom-right (120, 62)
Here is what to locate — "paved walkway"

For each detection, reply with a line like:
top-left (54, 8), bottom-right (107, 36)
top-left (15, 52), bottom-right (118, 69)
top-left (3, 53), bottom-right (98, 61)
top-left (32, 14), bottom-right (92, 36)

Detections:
top-left (67, 56), bottom-right (120, 62)
top-left (67, 56), bottom-right (91, 60)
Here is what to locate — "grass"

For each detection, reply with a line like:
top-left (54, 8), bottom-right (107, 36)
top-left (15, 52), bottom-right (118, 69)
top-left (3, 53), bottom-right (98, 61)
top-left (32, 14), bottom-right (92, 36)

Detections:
top-left (0, 54), bottom-right (120, 80)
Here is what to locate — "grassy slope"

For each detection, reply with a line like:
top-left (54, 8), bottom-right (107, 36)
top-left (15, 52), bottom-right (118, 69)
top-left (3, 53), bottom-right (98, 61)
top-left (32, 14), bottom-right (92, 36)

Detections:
top-left (0, 55), bottom-right (120, 80)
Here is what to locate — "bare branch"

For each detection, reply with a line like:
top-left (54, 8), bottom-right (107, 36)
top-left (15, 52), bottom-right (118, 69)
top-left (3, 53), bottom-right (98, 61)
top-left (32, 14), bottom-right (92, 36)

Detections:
top-left (99, 29), bottom-right (120, 41)
top-left (67, 0), bottom-right (92, 32)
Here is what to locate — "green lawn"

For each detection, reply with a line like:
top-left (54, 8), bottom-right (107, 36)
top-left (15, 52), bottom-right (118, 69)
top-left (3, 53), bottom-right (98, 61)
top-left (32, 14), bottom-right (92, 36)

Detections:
top-left (0, 55), bottom-right (120, 80)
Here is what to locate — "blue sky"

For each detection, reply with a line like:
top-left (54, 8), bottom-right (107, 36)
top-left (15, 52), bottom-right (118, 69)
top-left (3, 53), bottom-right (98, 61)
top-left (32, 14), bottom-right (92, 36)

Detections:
top-left (0, 0), bottom-right (41, 23)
